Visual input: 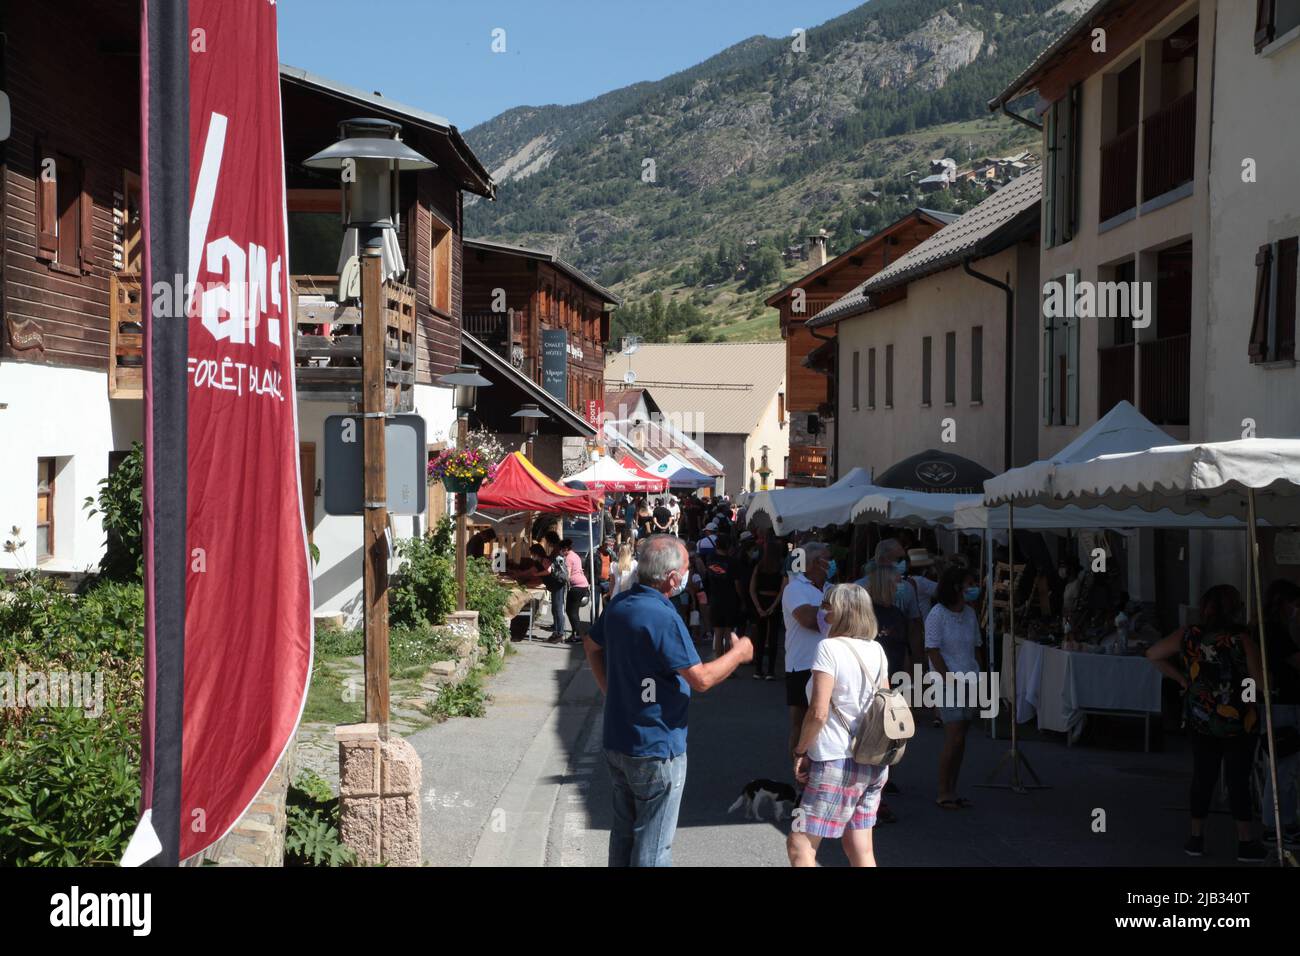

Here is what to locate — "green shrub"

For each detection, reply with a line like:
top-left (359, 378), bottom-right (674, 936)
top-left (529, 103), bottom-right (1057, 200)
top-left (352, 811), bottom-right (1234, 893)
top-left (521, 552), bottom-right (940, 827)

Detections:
top-left (284, 770), bottom-right (355, 867)
top-left (0, 577), bottom-right (145, 865)
top-left (0, 699), bottom-right (141, 866)
top-left (426, 670), bottom-right (488, 721)
top-left (83, 442), bottom-right (144, 582)
top-left (389, 518), bottom-right (511, 651)
top-left (388, 534), bottom-right (455, 630)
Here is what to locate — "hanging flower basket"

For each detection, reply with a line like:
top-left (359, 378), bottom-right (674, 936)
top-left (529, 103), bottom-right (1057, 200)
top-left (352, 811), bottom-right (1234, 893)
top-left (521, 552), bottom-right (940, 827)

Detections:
top-left (428, 444), bottom-right (499, 493)
top-left (442, 474), bottom-right (484, 494)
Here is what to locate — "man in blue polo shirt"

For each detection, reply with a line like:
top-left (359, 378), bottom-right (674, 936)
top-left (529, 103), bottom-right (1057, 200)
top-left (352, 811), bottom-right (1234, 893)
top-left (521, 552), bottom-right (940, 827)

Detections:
top-left (585, 534), bottom-right (753, 866)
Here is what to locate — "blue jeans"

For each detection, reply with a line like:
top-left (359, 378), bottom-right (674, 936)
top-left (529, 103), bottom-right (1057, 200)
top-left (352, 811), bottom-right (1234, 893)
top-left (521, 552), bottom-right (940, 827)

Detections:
top-left (605, 750), bottom-right (688, 867)
top-left (550, 585), bottom-right (567, 636)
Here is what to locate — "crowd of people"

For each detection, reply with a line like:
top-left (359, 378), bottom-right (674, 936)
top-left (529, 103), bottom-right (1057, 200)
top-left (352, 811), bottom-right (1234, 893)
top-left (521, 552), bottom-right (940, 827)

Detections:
top-left (489, 488), bottom-right (1300, 868)
top-left (572, 490), bottom-right (993, 867)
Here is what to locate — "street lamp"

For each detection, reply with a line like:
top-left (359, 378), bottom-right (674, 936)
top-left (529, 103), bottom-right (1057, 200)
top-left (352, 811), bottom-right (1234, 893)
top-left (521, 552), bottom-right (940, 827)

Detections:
top-left (511, 403), bottom-right (548, 461)
top-left (437, 363), bottom-right (493, 611)
top-left (303, 117), bottom-right (435, 233)
top-left (758, 444), bottom-right (773, 491)
top-left (302, 118), bottom-right (434, 740)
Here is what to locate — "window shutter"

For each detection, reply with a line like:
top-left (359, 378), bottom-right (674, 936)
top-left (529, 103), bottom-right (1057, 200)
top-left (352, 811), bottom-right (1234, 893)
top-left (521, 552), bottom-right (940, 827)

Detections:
top-left (78, 164), bottom-right (94, 271)
top-left (1249, 243), bottom-right (1274, 363)
top-left (1277, 237), bottom-right (1298, 361)
top-left (36, 140), bottom-right (58, 260)
top-left (1042, 323), bottom-right (1053, 424)
top-left (1256, 0), bottom-right (1277, 53)
top-left (1066, 313), bottom-right (1080, 425)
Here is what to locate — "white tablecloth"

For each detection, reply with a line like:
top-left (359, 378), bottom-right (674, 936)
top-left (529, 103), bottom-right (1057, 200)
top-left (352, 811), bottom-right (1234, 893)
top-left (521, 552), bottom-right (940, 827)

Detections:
top-left (1001, 635), bottom-right (1162, 739)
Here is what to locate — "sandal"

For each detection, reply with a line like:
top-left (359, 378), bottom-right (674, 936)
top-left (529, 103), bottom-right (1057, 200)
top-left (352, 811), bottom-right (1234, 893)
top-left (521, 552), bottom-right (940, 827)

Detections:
top-left (953, 797), bottom-right (973, 809)
top-left (936, 798), bottom-right (962, 811)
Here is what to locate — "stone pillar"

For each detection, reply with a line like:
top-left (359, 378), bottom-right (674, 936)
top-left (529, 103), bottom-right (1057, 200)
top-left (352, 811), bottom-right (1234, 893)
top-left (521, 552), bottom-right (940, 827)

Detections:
top-left (336, 722), bottom-right (423, 866)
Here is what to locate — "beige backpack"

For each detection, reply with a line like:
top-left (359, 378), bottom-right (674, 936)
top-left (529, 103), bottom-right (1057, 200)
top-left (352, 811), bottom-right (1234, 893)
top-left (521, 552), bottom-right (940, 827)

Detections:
top-left (829, 638), bottom-right (915, 767)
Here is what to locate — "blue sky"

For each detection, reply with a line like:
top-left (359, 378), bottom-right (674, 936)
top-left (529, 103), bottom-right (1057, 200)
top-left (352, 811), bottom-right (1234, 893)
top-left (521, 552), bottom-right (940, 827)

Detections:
top-left (278, 0), bottom-right (866, 130)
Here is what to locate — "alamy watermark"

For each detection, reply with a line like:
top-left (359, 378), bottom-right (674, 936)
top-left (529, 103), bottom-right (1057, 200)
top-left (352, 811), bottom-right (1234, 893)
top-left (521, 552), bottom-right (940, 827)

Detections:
top-left (1, 666), bottom-right (105, 718)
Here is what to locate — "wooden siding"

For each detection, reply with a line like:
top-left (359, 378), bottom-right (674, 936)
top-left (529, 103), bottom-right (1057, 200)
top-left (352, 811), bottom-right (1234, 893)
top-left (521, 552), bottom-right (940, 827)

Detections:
top-left (462, 248), bottom-right (607, 421)
top-left (2, 0), bottom-right (139, 369)
top-left (411, 170), bottom-right (465, 384)
top-left (778, 216), bottom-right (946, 414)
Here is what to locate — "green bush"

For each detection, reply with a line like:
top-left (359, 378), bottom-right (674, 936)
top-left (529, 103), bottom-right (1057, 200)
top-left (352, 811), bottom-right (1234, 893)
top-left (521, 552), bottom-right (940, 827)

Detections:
top-left (0, 577), bottom-right (145, 865)
top-left (389, 517), bottom-right (511, 653)
top-left (284, 770), bottom-right (355, 867)
top-left (83, 442), bottom-right (144, 582)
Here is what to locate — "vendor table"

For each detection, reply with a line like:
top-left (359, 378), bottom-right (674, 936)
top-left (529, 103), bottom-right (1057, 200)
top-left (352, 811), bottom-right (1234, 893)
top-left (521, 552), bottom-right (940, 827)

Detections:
top-left (1001, 635), bottom-right (1162, 751)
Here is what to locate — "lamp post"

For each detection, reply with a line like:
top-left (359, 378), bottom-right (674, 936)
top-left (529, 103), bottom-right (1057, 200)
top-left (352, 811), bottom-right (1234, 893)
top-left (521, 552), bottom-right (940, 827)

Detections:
top-left (758, 444), bottom-right (772, 491)
top-left (304, 118), bottom-right (434, 737)
top-left (511, 402), bottom-right (547, 462)
top-left (438, 363), bottom-right (492, 611)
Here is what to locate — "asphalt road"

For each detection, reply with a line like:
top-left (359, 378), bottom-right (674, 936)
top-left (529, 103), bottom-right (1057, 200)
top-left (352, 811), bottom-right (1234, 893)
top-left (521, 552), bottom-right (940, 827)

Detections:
top-left (413, 632), bottom-right (1272, 867)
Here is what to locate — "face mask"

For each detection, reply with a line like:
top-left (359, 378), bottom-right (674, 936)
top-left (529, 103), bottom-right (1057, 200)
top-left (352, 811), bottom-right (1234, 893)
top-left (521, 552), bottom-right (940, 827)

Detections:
top-left (816, 609), bottom-right (831, 637)
top-left (895, 560), bottom-right (908, 575)
top-left (825, 559), bottom-right (838, 581)
top-left (963, 586), bottom-right (982, 603)
top-left (670, 571), bottom-right (688, 598)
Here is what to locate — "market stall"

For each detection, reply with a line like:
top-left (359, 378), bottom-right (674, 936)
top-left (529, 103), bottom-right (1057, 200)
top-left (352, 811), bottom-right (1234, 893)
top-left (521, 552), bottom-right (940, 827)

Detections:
top-left (1001, 634), bottom-right (1162, 749)
top-left (745, 467), bottom-right (879, 536)
top-left (986, 436), bottom-right (1300, 864)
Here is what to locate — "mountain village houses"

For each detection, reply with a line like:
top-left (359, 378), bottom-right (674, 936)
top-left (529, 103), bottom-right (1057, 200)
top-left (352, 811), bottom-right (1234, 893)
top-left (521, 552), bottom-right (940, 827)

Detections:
top-left (775, 0), bottom-right (1300, 618)
top-left (3, 0), bottom-right (1299, 634)
top-left (0, 0), bottom-right (613, 624)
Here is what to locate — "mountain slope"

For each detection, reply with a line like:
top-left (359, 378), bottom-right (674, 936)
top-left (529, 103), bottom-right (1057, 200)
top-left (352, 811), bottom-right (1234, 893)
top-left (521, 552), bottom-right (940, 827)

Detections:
top-left (464, 0), bottom-right (1084, 343)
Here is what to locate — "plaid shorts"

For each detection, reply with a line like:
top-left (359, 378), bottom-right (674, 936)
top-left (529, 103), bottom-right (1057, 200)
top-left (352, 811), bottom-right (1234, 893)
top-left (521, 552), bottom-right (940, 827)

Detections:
top-left (798, 757), bottom-right (889, 838)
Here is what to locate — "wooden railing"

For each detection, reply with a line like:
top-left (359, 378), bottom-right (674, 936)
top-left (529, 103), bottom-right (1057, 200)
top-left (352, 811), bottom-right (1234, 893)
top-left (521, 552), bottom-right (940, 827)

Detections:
top-left (1097, 341), bottom-right (1135, 418)
top-left (107, 273), bottom-right (419, 410)
top-left (293, 275), bottom-right (417, 412)
top-left (788, 445), bottom-right (829, 481)
top-left (109, 273), bottom-right (144, 399)
top-left (1139, 333), bottom-right (1191, 427)
top-left (1099, 125), bottom-right (1139, 222)
top-left (464, 309), bottom-right (526, 359)
top-left (1143, 91), bottom-right (1196, 202)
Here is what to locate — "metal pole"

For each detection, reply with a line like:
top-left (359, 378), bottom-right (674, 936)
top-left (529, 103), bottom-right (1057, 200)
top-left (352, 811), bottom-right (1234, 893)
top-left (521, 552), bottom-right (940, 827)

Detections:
top-left (1248, 489), bottom-right (1290, 866)
top-left (456, 415), bottom-right (468, 612)
top-left (986, 526), bottom-right (996, 741)
top-left (1008, 502), bottom-right (1020, 784)
top-left (361, 239), bottom-right (390, 737)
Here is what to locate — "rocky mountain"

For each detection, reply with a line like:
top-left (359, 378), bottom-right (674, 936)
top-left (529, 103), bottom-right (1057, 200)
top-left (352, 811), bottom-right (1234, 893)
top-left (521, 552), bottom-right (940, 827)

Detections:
top-left (464, 0), bottom-right (1088, 342)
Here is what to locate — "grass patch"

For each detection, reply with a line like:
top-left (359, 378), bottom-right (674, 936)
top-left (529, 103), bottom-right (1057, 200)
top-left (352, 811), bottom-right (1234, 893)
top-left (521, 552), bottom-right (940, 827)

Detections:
top-left (301, 658), bottom-right (364, 726)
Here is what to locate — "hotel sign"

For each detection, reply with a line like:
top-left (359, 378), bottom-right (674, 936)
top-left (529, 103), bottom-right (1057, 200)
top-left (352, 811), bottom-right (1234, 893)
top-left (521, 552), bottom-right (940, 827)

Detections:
top-left (541, 329), bottom-right (568, 403)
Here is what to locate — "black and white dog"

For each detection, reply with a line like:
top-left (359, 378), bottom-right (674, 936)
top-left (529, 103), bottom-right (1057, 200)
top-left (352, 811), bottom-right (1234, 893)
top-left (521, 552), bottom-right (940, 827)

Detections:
top-left (727, 779), bottom-right (798, 822)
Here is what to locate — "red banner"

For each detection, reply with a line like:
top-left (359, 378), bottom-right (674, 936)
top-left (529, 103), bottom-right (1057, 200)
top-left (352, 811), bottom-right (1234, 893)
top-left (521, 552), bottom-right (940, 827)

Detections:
top-left (180, 0), bottom-right (312, 860)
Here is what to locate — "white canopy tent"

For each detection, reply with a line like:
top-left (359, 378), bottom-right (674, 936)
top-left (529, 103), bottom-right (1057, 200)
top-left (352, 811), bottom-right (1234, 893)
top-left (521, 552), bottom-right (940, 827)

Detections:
top-left (984, 401), bottom-right (1178, 505)
top-left (853, 490), bottom-right (981, 527)
top-left (745, 468), bottom-right (879, 536)
top-left (986, 437), bottom-right (1300, 865)
top-left (951, 500), bottom-right (1246, 532)
top-left (564, 455), bottom-right (663, 493)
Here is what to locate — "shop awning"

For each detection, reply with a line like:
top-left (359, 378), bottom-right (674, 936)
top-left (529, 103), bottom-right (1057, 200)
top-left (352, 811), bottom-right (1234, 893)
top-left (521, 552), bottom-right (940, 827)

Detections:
top-left (565, 456), bottom-right (665, 493)
top-left (474, 451), bottom-right (599, 514)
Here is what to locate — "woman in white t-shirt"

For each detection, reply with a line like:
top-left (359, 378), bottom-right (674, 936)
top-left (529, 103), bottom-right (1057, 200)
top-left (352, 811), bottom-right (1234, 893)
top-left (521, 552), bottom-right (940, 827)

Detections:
top-left (924, 565), bottom-right (986, 811)
top-left (787, 583), bottom-right (890, 868)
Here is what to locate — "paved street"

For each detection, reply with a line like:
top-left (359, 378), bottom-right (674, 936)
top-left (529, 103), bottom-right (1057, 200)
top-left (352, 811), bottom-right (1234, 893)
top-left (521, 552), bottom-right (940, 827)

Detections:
top-left (411, 633), bottom-right (1271, 868)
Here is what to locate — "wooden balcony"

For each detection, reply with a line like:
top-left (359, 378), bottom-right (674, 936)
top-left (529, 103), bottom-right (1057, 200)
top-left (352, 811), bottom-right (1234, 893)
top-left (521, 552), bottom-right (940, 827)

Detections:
top-left (109, 273), bottom-right (144, 399)
top-left (108, 273), bottom-right (418, 411)
top-left (1099, 125), bottom-right (1139, 222)
top-left (1143, 91), bottom-right (1196, 202)
top-left (1097, 341), bottom-right (1135, 418)
top-left (464, 310), bottom-right (526, 366)
top-left (1139, 334), bottom-right (1191, 427)
top-left (788, 444), bottom-right (829, 481)
top-left (293, 275), bottom-right (416, 412)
